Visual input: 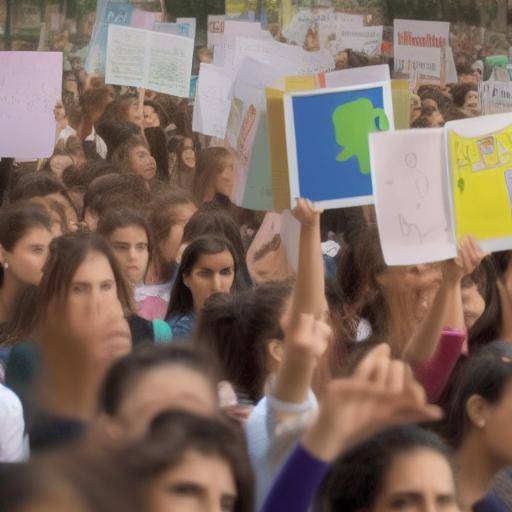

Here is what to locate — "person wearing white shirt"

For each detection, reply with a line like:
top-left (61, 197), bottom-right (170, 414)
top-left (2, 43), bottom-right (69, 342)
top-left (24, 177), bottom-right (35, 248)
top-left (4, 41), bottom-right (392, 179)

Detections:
top-left (0, 384), bottom-right (27, 462)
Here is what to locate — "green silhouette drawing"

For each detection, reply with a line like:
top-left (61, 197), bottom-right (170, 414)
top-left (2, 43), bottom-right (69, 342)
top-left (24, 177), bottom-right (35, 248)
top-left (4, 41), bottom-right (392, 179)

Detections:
top-left (332, 97), bottom-right (389, 175)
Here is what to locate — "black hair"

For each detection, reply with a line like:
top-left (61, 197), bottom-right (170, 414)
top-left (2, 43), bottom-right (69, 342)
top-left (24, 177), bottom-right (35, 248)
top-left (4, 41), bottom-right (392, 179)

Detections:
top-left (195, 281), bottom-right (292, 402)
top-left (166, 235), bottom-right (240, 318)
top-left (0, 202), bottom-right (52, 286)
top-left (183, 207), bottom-right (252, 289)
top-left (440, 341), bottom-right (512, 450)
top-left (314, 426), bottom-right (454, 512)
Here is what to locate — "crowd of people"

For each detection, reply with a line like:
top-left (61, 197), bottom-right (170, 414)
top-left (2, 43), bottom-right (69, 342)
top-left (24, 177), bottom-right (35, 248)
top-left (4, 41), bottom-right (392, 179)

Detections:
top-left (1, 9), bottom-right (512, 512)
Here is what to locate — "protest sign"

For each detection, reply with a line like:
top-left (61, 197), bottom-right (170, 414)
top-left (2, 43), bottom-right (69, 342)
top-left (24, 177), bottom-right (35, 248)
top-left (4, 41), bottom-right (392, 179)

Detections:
top-left (176, 18), bottom-right (197, 40)
top-left (85, 1), bottom-right (160, 74)
top-left (105, 25), bottom-right (193, 98)
top-left (391, 79), bottom-right (410, 130)
top-left (154, 22), bottom-right (194, 39)
top-left (192, 63), bottom-right (233, 138)
top-left (0, 52), bottom-right (62, 159)
top-left (367, 113), bottom-right (512, 264)
top-left (370, 129), bottom-right (456, 265)
top-left (325, 25), bottom-right (383, 56)
top-left (479, 81), bottom-right (512, 115)
top-left (208, 15), bottom-right (225, 48)
top-left (225, 57), bottom-right (281, 210)
top-left (394, 19), bottom-right (448, 81)
top-left (446, 114), bottom-right (512, 252)
top-left (284, 81), bottom-right (394, 210)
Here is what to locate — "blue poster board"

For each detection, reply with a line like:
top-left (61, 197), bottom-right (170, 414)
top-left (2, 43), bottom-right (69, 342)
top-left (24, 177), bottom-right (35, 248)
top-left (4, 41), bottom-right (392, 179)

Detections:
top-left (284, 81), bottom-right (394, 209)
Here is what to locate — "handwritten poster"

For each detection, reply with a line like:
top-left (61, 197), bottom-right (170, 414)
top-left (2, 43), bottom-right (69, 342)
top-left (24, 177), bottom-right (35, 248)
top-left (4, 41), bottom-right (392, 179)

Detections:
top-left (176, 17), bottom-right (197, 41)
top-left (284, 82), bottom-right (394, 210)
top-left (479, 81), bottom-right (512, 115)
top-left (447, 115), bottom-right (512, 251)
top-left (85, 1), bottom-right (160, 74)
top-left (225, 57), bottom-right (281, 210)
top-left (394, 19), bottom-right (448, 81)
top-left (326, 26), bottom-right (383, 56)
top-left (0, 52), bottom-right (62, 159)
top-left (192, 63), bottom-right (233, 138)
top-left (208, 15), bottom-right (225, 48)
top-left (105, 25), bottom-right (194, 98)
top-left (370, 129), bottom-right (456, 265)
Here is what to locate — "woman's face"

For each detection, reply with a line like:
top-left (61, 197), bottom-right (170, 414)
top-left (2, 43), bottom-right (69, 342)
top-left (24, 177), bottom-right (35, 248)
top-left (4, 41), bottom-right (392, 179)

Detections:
top-left (184, 250), bottom-right (235, 313)
top-left (464, 90), bottom-right (479, 111)
top-left (181, 139), bottom-right (196, 169)
top-left (109, 225), bottom-right (149, 286)
top-left (128, 100), bottom-right (143, 125)
top-left (128, 145), bottom-right (157, 182)
top-left (377, 264), bottom-right (442, 323)
top-left (53, 101), bottom-right (66, 122)
top-left (49, 154), bottom-right (74, 180)
top-left (1, 227), bottom-right (53, 286)
top-left (159, 203), bottom-right (197, 264)
top-left (461, 280), bottom-right (485, 330)
top-left (66, 251), bottom-right (119, 338)
top-left (143, 105), bottom-right (160, 128)
top-left (113, 365), bottom-right (217, 439)
top-left (213, 157), bottom-right (235, 198)
top-left (372, 449), bottom-right (459, 512)
top-left (146, 450), bottom-right (236, 512)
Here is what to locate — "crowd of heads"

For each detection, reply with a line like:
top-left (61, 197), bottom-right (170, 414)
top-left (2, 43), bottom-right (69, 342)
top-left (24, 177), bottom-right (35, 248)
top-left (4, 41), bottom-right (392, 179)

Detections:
top-left (2, 11), bottom-right (512, 512)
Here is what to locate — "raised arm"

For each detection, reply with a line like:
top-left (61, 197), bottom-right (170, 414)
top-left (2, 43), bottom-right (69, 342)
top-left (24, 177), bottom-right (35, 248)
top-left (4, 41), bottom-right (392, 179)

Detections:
top-left (402, 237), bottom-right (486, 364)
top-left (260, 344), bottom-right (442, 512)
top-left (272, 198), bottom-right (328, 405)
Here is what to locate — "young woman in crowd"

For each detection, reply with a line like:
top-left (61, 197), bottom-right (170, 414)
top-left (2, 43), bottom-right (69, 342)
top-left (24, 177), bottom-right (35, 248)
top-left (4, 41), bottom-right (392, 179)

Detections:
top-left (111, 135), bottom-right (157, 186)
top-left (141, 190), bottom-right (197, 319)
top-left (193, 147), bottom-right (235, 207)
top-left (442, 341), bottom-right (512, 511)
top-left (3, 233), bottom-right (169, 444)
top-left (180, 207), bottom-right (252, 289)
top-left (97, 343), bottom-right (219, 440)
top-left (165, 235), bottom-right (241, 339)
top-left (118, 410), bottom-right (254, 512)
top-left (169, 137), bottom-right (197, 191)
top-left (0, 203), bottom-right (53, 398)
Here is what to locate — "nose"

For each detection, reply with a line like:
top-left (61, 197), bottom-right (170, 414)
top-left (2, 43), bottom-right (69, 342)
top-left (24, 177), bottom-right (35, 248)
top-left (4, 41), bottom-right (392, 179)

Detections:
top-left (212, 273), bottom-right (223, 293)
top-left (128, 246), bottom-right (137, 261)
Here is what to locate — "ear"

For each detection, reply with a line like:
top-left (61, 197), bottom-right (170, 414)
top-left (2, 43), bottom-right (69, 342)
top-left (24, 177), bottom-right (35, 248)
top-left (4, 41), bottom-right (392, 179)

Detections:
top-left (466, 394), bottom-right (489, 429)
top-left (268, 339), bottom-right (284, 366)
top-left (183, 273), bottom-right (191, 289)
top-left (0, 244), bottom-right (7, 266)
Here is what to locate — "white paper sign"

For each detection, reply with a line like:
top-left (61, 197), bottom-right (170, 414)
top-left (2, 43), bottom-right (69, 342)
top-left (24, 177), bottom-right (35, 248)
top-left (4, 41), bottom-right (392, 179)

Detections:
top-left (106, 25), bottom-right (194, 98)
top-left (0, 51), bottom-right (62, 158)
top-left (192, 63), bottom-right (233, 138)
top-left (208, 15), bottom-right (225, 48)
top-left (479, 81), bottom-right (512, 115)
top-left (331, 25), bottom-right (383, 55)
top-left (322, 64), bottom-right (390, 88)
top-left (370, 128), bottom-right (456, 265)
top-left (394, 19), bottom-right (449, 79)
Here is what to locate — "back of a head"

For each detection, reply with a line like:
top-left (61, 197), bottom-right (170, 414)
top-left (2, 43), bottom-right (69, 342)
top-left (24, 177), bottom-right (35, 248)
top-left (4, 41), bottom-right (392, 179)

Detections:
top-left (98, 343), bottom-right (218, 417)
top-left (96, 121), bottom-right (140, 159)
top-left (442, 341), bottom-right (512, 450)
top-left (9, 171), bottom-right (65, 203)
top-left (196, 281), bottom-right (292, 402)
top-left (314, 426), bottom-right (452, 512)
top-left (83, 173), bottom-right (150, 218)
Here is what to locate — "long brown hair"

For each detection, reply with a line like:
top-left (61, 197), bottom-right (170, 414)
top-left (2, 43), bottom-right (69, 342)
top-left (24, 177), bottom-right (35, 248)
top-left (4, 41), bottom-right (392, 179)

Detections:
top-left (5, 232), bottom-right (134, 344)
top-left (192, 147), bottom-right (233, 203)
